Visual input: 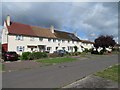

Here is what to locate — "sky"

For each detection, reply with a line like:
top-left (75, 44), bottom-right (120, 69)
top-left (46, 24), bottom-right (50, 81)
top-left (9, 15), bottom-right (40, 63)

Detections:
top-left (0, 1), bottom-right (119, 43)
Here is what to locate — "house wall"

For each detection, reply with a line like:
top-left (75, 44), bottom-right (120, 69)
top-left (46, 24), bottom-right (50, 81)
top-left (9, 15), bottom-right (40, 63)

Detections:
top-left (8, 35), bottom-right (83, 55)
top-left (2, 22), bottom-right (8, 44)
top-left (81, 43), bottom-right (94, 50)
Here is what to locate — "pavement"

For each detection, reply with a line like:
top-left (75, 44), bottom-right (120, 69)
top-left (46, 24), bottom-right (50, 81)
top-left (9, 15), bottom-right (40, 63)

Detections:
top-left (2, 54), bottom-right (118, 88)
top-left (63, 75), bottom-right (118, 88)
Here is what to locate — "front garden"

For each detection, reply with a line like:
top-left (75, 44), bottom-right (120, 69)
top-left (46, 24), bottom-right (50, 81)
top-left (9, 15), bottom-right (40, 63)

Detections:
top-left (18, 47), bottom-right (119, 61)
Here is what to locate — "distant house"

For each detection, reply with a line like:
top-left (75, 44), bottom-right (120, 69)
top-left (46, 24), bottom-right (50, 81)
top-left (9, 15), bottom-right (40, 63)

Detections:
top-left (80, 40), bottom-right (94, 50)
top-left (2, 15), bottom-right (94, 55)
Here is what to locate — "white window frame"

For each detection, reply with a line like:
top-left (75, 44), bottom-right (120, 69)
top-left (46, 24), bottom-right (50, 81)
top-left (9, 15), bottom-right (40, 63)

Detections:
top-left (62, 40), bottom-right (65, 43)
top-left (47, 47), bottom-right (51, 51)
top-left (17, 46), bottom-right (24, 52)
top-left (39, 37), bottom-right (43, 41)
top-left (16, 35), bottom-right (23, 40)
top-left (48, 39), bottom-right (52, 42)
top-left (53, 39), bottom-right (56, 42)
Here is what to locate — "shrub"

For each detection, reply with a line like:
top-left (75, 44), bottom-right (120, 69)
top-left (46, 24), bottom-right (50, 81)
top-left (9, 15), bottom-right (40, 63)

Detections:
top-left (21, 52), bottom-right (31, 60)
top-left (99, 50), bottom-right (104, 55)
top-left (83, 48), bottom-right (89, 53)
top-left (29, 52), bottom-right (47, 60)
top-left (91, 50), bottom-right (99, 54)
top-left (48, 53), bottom-right (60, 58)
top-left (69, 52), bottom-right (81, 56)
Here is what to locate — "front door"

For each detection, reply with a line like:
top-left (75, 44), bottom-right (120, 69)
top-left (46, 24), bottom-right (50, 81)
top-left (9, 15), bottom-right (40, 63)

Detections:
top-left (38, 45), bottom-right (46, 52)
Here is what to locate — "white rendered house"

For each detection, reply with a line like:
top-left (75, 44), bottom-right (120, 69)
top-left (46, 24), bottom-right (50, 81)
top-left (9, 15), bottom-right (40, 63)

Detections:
top-left (2, 15), bottom-right (94, 55)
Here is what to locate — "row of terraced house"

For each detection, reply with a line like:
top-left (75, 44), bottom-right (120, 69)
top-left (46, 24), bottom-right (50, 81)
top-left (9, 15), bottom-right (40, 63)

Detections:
top-left (2, 15), bottom-right (94, 55)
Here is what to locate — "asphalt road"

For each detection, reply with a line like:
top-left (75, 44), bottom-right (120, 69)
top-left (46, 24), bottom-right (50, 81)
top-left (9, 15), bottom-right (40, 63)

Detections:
top-left (2, 54), bottom-right (118, 88)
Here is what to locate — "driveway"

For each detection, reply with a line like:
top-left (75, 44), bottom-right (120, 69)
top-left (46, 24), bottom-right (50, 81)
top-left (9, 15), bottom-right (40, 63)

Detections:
top-left (2, 54), bottom-right (118, 88)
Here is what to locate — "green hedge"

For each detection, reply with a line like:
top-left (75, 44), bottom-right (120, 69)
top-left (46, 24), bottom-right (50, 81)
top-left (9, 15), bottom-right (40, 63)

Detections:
top-left (21, 52), bottom-right (47, 60)
top-left (21, 52), bottom-right (31, 60)
top-left (29, 52), bottom-right (47, 60)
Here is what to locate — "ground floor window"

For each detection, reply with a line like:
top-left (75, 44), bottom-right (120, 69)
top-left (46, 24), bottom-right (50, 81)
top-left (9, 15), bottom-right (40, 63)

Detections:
top-left (68, 46), bottom-right (73, 52)
top-left (62, 47), bottom-right (65, 50)
top-left (17, 46), bottom-right (24, 52)
top-left (47, 47), bottom-right (52, 51)
top-left (68, 46), bottom-right (70, 51)
top-left (56, 47), bottom-right (58, 50)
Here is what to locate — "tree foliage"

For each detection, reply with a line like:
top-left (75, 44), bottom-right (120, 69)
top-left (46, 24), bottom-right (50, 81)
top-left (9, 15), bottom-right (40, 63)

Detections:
top-left (94, 35), bottom-right (116, 50)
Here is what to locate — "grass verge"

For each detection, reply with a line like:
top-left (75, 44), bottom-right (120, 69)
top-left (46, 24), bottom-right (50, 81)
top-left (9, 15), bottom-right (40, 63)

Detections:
top-left (0, 63), bottom-right (3, 71)
top-left (95, 64), bottom-right (120, 82)
top-left (35, 57), bottom-right (78, 64)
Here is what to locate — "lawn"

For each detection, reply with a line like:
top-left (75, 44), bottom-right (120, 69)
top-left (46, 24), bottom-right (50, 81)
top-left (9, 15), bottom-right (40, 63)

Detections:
top-left (0, 63), bottom-right (3, 71)
top-left (36, 57), bottom-right (78, 64)
top-left (95, 64), bottom-right (120, 82)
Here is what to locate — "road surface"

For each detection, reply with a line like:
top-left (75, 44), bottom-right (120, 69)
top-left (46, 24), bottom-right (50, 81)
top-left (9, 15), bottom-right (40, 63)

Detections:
top-left (2, 54), bottom-right (118, 88)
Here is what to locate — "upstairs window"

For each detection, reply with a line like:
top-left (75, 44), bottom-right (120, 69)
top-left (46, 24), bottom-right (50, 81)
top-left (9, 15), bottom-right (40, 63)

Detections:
top-left (39, 38), bottom-right (43, 41)
top-left (62, 40), bottom-right (65, 43)
top-left (53, 39), bottom-right (56, 42)
top-left (30, 37), bottom-right (35, 41)
top-left (58, 39), bottom-right (61, 42)
top-left (48, 39), bottom-right (52, 42)
top-left (16, 35), bottom-right (23, 40)
top-left (72, 41), bottom-right (74, 44)
top-left (17, 46), bottom-right (24, 52)
top-left (68, 40), bottom-right (70, 43)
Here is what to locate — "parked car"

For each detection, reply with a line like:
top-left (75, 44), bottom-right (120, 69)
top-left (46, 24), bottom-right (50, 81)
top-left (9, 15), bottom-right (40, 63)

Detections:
top-left (2, 51), bottom-right (18, 61)
top-left (54, 50), bottom-right (68, 57)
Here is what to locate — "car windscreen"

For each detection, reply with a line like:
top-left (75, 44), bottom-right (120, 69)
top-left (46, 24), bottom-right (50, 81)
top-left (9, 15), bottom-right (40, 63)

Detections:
top-left (6, 52), bottom-right (17, 55)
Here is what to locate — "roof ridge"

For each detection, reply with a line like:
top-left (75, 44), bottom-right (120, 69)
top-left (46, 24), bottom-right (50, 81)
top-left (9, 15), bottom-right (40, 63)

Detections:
top-left (55, 29), bottom-right (73, 34)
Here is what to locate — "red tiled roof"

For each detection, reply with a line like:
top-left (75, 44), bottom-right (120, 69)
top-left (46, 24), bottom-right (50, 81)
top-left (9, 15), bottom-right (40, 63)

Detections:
top-left (6, 21), bottom-right (94, 43)
top-left (7, 22), bottom-right (36, 36)
top-left (7, 21), bottom-right (56, 38)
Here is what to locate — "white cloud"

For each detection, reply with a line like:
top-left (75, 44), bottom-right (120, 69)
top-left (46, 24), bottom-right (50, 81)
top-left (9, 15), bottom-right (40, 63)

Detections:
top-left (2, 0), bottom-right (120, 2)
top-left (1, 2), bottom-right (118, 42)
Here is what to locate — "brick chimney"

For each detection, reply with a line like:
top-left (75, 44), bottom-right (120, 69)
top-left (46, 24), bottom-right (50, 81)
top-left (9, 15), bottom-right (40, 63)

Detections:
top-left (50, 25), bottom-right (54, 33)
top-left (6, 15), bottom-right (11, 26)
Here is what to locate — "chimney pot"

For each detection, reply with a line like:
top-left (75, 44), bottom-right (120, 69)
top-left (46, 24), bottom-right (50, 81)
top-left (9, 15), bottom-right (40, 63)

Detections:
top-left (50, 25), bottom-right (54, 33)
top-left (6, 15), bottom-right (10, 26)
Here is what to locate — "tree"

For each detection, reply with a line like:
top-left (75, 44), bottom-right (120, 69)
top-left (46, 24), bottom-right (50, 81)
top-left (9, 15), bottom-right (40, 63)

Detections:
top-left (94, 35), bottom-right (116, 52)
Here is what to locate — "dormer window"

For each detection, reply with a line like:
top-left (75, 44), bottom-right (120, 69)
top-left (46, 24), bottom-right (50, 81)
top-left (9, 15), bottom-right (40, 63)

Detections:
top-left (16, 35), bottom-right (23, 40)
